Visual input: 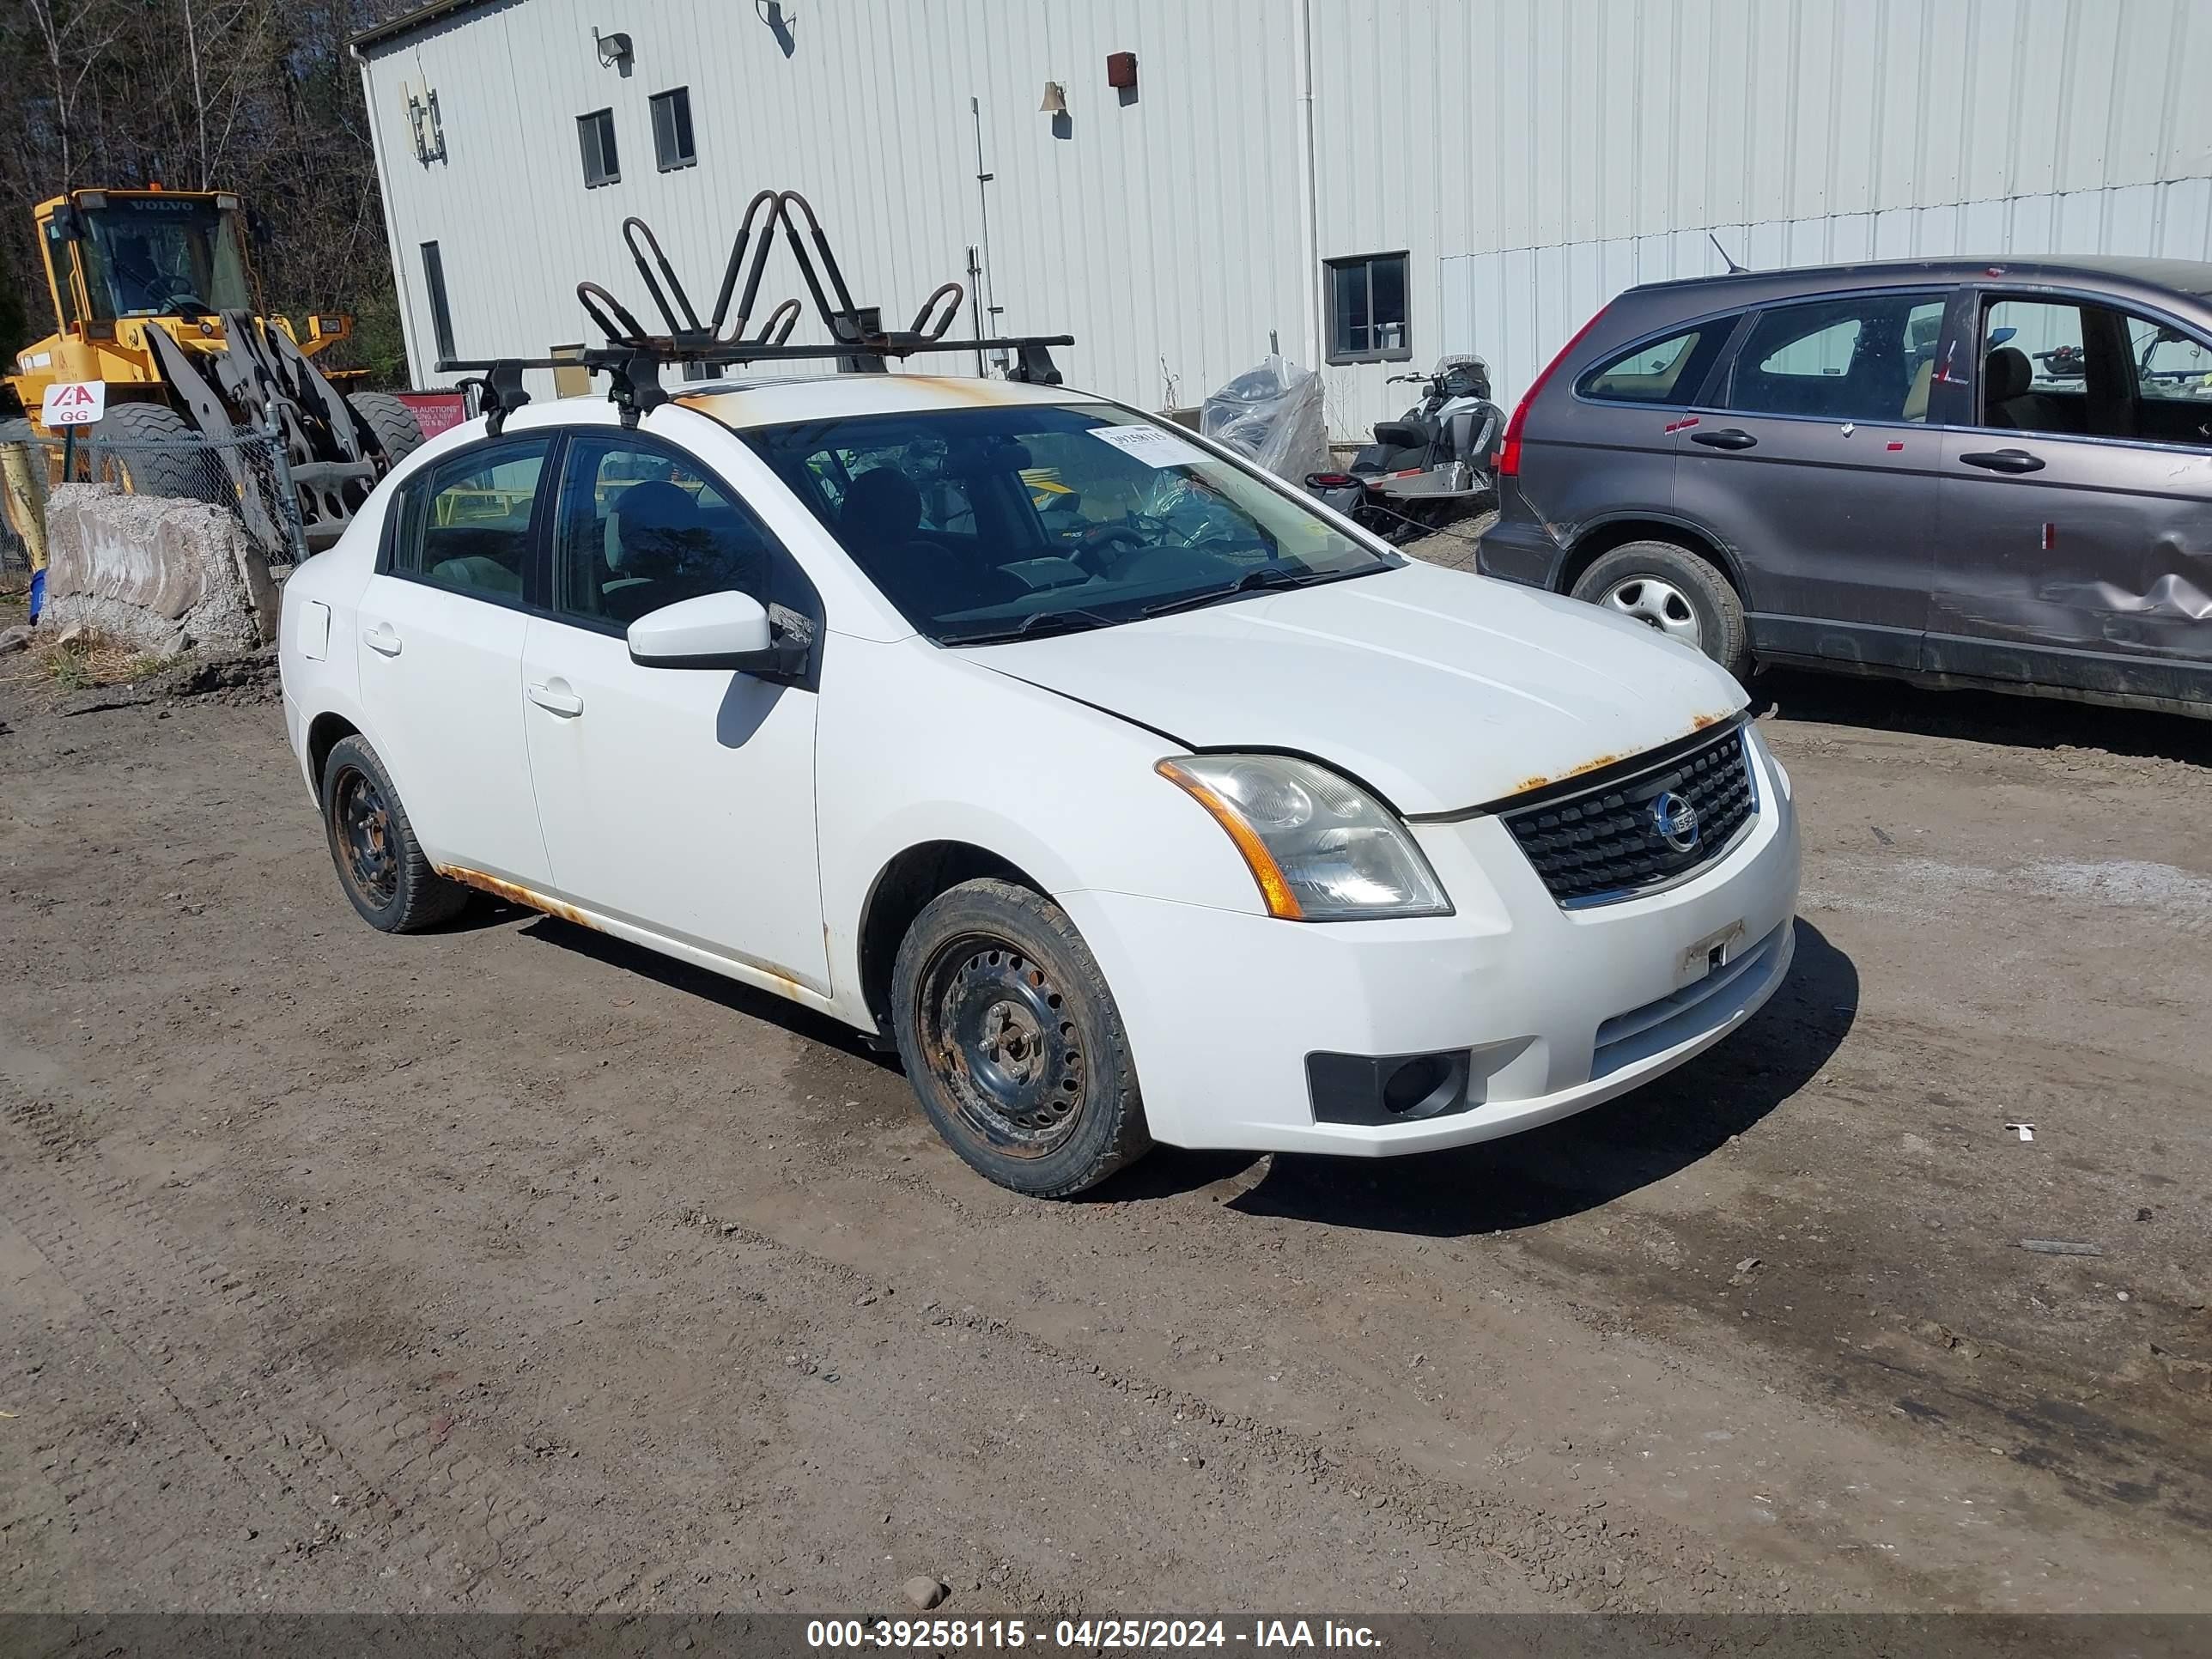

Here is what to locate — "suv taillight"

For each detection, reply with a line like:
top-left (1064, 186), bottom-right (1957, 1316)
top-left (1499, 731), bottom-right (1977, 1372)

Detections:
top-left (1495, 306), bottom-right (1609, 479)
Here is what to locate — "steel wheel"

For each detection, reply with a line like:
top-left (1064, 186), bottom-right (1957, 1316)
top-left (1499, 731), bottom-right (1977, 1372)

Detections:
top-left (331, 765), bottom-right (399, 911)
top-left (919, 933), bottom-right (1088, 1159)
top-left (1600, 574), bottom-right (1703, 647)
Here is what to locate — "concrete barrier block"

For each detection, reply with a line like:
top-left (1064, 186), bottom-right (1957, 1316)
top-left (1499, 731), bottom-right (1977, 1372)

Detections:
top-left (40, 483), bottom-right (276, 654)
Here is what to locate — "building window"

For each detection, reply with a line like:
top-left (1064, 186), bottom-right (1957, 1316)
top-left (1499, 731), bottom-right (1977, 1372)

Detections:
top-left (578, 108), bottom-right (619, 187)
top-left (1326, 252), bottom-right (1410, 363)
top-left (650, 87), bottom-right (696, 171)
top-left (421, 240), bottom-right (456, 364)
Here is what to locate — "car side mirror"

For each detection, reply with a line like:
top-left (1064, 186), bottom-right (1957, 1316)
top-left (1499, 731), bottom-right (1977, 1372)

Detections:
top-left (627, 590), bottom-right (807, 679)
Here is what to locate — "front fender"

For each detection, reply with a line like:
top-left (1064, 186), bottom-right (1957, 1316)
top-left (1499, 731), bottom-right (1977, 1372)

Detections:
top-left (814, 635), bottom-right (1266, 1024)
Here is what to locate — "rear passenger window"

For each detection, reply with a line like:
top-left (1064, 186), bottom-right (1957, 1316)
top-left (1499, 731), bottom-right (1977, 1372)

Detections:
top-left (388, 440), bottom-right (550, 601)
top-left (1577, 324), bottom-right (1730, 404)
top-left (551, 435), bottom-right (779, 628)
top-left (1725, 295), bottom-right (1947, 423)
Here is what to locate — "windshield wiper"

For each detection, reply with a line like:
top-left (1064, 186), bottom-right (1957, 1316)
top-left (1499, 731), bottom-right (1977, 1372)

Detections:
top-left (1142, 562), bottom-right (1376, 618)
top-left (948, 608), bottom-right (1121, 647)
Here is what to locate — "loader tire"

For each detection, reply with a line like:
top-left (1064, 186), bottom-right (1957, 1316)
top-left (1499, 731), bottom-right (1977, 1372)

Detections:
top-left (94, 401), bottom-right (226, 503)
top-left (347, 392), bottom-right (426, 471)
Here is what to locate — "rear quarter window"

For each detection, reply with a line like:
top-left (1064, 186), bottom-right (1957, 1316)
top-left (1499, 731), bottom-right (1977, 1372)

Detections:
top-left (1576, 319), bottom-right (1735, 404)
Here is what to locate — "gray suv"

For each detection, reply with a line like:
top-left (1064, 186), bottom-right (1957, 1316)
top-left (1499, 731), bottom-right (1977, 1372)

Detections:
top-left (1479, 257), bottom-right (2212, 717)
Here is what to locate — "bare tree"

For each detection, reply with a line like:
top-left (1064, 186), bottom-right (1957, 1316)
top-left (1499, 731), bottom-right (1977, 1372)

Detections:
top-left (1, 0), bottom-right (421, 384)
top-left (21, 0), bottom-right (125, 185)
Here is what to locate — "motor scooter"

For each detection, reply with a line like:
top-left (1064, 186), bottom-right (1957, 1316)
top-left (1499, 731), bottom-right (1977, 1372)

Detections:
top-left (1305, 355), bottom-right (1503, 543)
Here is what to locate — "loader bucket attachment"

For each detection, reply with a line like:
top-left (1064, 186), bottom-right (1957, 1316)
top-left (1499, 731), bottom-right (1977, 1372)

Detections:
top-left (140, 325), bottom-right (290, 556)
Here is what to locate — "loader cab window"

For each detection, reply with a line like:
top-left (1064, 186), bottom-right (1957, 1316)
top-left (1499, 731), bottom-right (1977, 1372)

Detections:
top-left (42, 217), bottom-right (82, 329)
top-left (76, 196), bottom-right (252, 320)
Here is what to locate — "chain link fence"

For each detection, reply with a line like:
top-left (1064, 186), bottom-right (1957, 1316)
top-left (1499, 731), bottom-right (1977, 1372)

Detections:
top-left (2, 424), bottom-right (308, 595)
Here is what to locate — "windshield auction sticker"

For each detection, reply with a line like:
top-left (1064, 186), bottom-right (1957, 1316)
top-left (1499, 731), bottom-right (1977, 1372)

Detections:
top-left (1090, 423), bottom-right (1212, 470)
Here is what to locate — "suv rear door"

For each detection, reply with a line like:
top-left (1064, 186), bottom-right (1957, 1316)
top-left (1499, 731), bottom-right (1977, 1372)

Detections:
top-left (1930, 288), bottom-right (2212, 709)
top-left (1674, 287), bottom-right (1957, 673)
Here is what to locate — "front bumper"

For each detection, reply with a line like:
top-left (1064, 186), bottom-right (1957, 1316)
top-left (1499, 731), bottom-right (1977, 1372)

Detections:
top-left (1058, 737), bottom-right (1800, 1155)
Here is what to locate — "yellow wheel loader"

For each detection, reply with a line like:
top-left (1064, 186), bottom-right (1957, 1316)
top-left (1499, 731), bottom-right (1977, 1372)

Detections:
top-left (2, 187), bottom-right (425, 554)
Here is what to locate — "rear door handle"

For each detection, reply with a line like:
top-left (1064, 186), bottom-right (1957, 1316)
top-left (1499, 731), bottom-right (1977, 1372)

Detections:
top-left (1960, 448), bottom-right (2045, 474)
top-left (1690, 428), bottom-right (1758, 450)
top-left (526, 680), bottom-right (585, 718)
top-left (362, 622), bottom-right (402, 657)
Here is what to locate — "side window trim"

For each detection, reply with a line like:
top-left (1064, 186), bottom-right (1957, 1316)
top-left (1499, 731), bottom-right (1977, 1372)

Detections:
top-left (375, 432), bottom-right (557, 614)
top-left (1710, 286), bottom-right (1952, 428)
top-left (541, 427), bottom-right (823, 642)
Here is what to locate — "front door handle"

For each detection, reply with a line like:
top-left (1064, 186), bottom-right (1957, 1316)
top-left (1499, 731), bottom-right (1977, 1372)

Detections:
top-left (362, 622), bottom-right (402, 657)
top-left (1960, 448), bottom-right (2045, 474)
top-left (1690, 428), bottom-right (1758, 451)
top-left (526, 680), bottom-right (585, 718)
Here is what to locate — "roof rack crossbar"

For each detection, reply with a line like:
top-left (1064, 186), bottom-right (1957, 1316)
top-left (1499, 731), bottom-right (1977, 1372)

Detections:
top-left (437, 331), bottom-right (1072, 380)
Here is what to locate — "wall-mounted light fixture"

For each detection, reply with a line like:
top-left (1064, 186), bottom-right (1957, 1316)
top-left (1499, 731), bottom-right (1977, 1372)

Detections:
top-left (1039, 81), bottom-right (1067, 116)
top-left (592, 27), bottom-right (634, 70)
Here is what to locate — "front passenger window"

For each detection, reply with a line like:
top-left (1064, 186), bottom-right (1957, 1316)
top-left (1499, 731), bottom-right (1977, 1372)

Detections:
top-left (551, 436), bottom-right (776, 628)
top-left (391, 440), bottom-right (551, 601)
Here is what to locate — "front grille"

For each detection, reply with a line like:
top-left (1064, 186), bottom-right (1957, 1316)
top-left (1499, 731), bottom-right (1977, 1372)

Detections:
top-left (1500, 724), bottom-right (1757, 907)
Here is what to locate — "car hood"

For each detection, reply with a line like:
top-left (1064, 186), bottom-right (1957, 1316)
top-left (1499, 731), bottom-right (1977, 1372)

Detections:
top-left (963, 562), bottom-right (1747, 816)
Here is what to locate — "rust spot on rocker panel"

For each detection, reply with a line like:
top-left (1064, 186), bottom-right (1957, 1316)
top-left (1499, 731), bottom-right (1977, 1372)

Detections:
top-left (436, 866), bottom-right (599, 931)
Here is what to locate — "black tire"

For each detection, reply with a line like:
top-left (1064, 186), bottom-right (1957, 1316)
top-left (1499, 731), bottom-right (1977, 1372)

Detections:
top-left (890, 878), bottom-right (1151, 1198)
top-left (347, 392), bottom-right (426, 471)
top-left (319, 735), bottom-right (471, 933)
top-left (1570, 539), bottom-right (1749, 680)
top-left (92, 400), bottom-right (226, 502)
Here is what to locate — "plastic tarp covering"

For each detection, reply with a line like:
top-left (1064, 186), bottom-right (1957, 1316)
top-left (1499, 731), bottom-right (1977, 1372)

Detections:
top-left (1200, 355), bottom-right (1328, 482)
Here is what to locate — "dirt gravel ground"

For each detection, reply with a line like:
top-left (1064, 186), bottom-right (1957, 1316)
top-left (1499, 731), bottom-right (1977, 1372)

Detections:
top-left (1, 574), bottom-right (2209, 1621)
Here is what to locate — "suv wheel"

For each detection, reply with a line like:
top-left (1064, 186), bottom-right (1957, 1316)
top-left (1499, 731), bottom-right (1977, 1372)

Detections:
top-left (890, 878), bottom-right (1152, 1198)
top-left (319, 735), bottom-right (471, 933)
top-left (1571, 540), bottom-right (1749, 679)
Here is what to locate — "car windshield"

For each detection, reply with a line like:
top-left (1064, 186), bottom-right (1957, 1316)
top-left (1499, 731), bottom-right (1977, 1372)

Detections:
top-left (78, 197), bottom-right (253, 319)
top-left (742, 403), bottom-right (1395, 644)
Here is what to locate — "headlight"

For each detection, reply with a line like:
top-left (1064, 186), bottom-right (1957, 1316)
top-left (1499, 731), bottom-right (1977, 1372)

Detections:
top-left (1156, 754), bottom-right (1452, 921)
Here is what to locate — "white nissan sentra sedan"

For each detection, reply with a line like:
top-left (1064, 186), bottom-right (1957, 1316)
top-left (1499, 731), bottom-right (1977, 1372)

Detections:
top-left (280, 374), bottom-right (1800, 1197)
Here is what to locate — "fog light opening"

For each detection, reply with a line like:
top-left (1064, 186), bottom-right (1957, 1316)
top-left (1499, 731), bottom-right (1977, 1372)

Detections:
top-left (1382, 1054), bottom-right (1457, 1117)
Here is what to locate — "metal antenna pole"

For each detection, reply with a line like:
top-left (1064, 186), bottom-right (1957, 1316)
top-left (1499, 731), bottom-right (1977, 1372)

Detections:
top-left (971, 97), bottom-right (1001, 371)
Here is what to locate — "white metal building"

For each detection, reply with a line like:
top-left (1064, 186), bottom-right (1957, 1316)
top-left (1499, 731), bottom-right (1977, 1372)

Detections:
top-left (356, 0), bottom-right (2212, 440)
